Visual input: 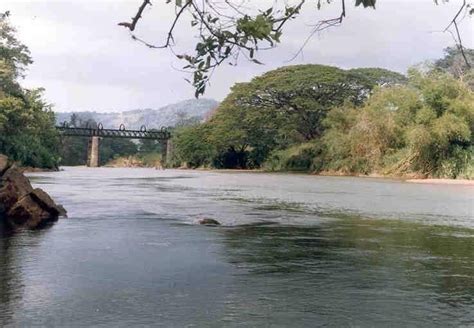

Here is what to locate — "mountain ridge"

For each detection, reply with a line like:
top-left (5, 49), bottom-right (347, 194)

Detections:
top-left (55, 98), bottom-right (219, 129)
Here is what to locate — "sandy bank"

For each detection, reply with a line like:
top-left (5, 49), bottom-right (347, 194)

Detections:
top-left (406, 179), bottom-right (474, 186)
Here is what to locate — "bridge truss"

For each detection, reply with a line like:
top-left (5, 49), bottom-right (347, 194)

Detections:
top-left (56, 124), bottom-right (171, 140)
top-left (56, 123), bottom-right (172, 167)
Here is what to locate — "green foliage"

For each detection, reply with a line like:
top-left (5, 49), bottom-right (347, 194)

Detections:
top-left (172, 64), bottom-right (405, 169)
top-left (59, 116), bottom-right (92, 166)
top-left (139, 137), bottom-right (163, 154)
top-left (431, 47), bottom-right (474, 90)
top-left (0, 12), bottom-right (32, 80)
top-left (434, 47), bottom-right (474, 79)
top-left (0, 15), bottom-right (59, 168)
top-left (172, 58), bottom-right (473, 179)
top-left (171, 124), bottom-right (215, 168)
top-left (349, 67), bottom-right (408, 86)
top-left (0, 91), bottom-right (59, 168)
top-left (99, 138), bottom-right (138, 166)
top-left (320, 71), bottom-right (474, 178)
top-left (263, 142), bottom-right (324, 172)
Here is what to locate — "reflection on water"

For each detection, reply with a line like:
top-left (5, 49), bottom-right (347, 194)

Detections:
top-left (222, 221), bottom-right (473, 326)
top-left (0, 167), bottom-right (473, 327)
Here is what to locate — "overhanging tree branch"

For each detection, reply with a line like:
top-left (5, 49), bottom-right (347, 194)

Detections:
top-left (118, 0), bottom-right (472, 96)
top-left (443, 0), bottom-right (471, 68)
top-left (118, 0), bottom-right (152, 31)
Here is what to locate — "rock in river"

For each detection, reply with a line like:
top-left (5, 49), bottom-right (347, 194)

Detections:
top-left (0, 155), bottom-right (67, 230)
top-left (198, 218), bottom-right (221, 226)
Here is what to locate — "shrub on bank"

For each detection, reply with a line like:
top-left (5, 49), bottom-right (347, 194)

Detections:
top-left (321, 71), bottom-right (473, 178)
top-left (262, 71), bottom-right (473, 179)
top-left (263, 143), bottom-right (324, 172)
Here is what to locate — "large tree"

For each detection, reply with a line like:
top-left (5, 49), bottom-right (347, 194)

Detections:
top-left (212, 65), bottom-right (405, 144)
top-left (174, 64), bottom-right (405, 168)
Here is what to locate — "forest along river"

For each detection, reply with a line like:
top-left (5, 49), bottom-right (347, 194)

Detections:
top-left (0, 167), bottom-right (473, 327)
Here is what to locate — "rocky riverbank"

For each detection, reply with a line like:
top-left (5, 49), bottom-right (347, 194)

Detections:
top-left (0, 155), bottom-right (67, 230)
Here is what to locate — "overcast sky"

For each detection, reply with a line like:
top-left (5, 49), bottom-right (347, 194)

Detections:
top-left (2, 0), bottom-right (473, 112)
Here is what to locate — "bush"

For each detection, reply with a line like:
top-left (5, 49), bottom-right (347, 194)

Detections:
top-left (171, 124), bottom-right (215, 168)
top-left (322, 71), bottom-right (474, 178)
top-left (263, 143), bottom-right (323, 172)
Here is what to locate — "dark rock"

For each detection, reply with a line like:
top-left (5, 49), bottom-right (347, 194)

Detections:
top-left (0, 167), bottom-right (34, 209)
top-left (7, 194), bottom-right (54, 229)
top-left (56, 204), bottom-right (68, 218)
top-left (30, 188), bottom-right (67, 217)
top-left (0, 155), bottom-right (67, 230)
top-left (198, 218), bottom-right (221, 226)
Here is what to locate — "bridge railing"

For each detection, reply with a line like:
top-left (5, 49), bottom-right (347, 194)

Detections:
top-left (56, 123), bottom-right (171, 140)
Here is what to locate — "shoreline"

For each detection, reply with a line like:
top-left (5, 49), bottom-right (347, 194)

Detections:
top-left (40, 165), bottom-right (473, 185)
top-left (405, 179), bottom-right (474, 186)
top-left (187, 167), bottom-right (474, 185)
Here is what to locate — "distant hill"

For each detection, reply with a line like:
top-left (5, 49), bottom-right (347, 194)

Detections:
top-left (55, 98), bottom-right (219, 129)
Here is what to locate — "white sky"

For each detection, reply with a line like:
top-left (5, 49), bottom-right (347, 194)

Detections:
top-left (2, 0), bottom-right (473, 112)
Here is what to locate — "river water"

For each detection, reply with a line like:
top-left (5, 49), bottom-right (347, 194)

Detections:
top-left (1, 167), bottom-right (473, 327)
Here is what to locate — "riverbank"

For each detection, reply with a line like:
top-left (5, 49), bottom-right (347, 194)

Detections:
top-left (47, 164), bottom-right (474, 186)
top-left (174, 167), bottom-right (474, 185)
top-left (406, 179), bottom-right (474, 185)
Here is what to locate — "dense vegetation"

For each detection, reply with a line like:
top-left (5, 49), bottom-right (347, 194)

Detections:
top-left (0, 13), bottom-right (59, 169)
top-left (171, 64), bottom-right (406, 168)
top-left (171, 49), bottom-right (474, 179)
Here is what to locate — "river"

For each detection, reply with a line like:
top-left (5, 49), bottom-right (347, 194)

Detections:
top-left (1, 167), bottom-right (473, 327)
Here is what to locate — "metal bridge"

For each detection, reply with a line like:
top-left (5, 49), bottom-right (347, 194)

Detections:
top-left (56, 123), bottom-right (171, 140)
top-left (56, 123), bottom-right (172, 167)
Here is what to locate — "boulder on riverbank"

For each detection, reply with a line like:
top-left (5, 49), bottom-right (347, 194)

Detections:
top-left (0, 155), bottom-right (66, 230)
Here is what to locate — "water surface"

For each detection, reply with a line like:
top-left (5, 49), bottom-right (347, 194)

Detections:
top-left (1, 167), bottom-right (473, 327)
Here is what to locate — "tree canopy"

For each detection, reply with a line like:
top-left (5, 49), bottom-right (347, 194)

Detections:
top-left (0, 13), bottom-right (59, 168)
top-left (171, 49), bottom-right (474, 178)
top-left (172, 64), bottom-right (406, 168)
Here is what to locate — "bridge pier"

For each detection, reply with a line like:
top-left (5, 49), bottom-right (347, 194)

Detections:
top-left (160, 140), bottom-right (168, 168)
top-left (87, 136), bottom-right (100, 167)
top-left (161, 139), bottom-right (172, 167)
